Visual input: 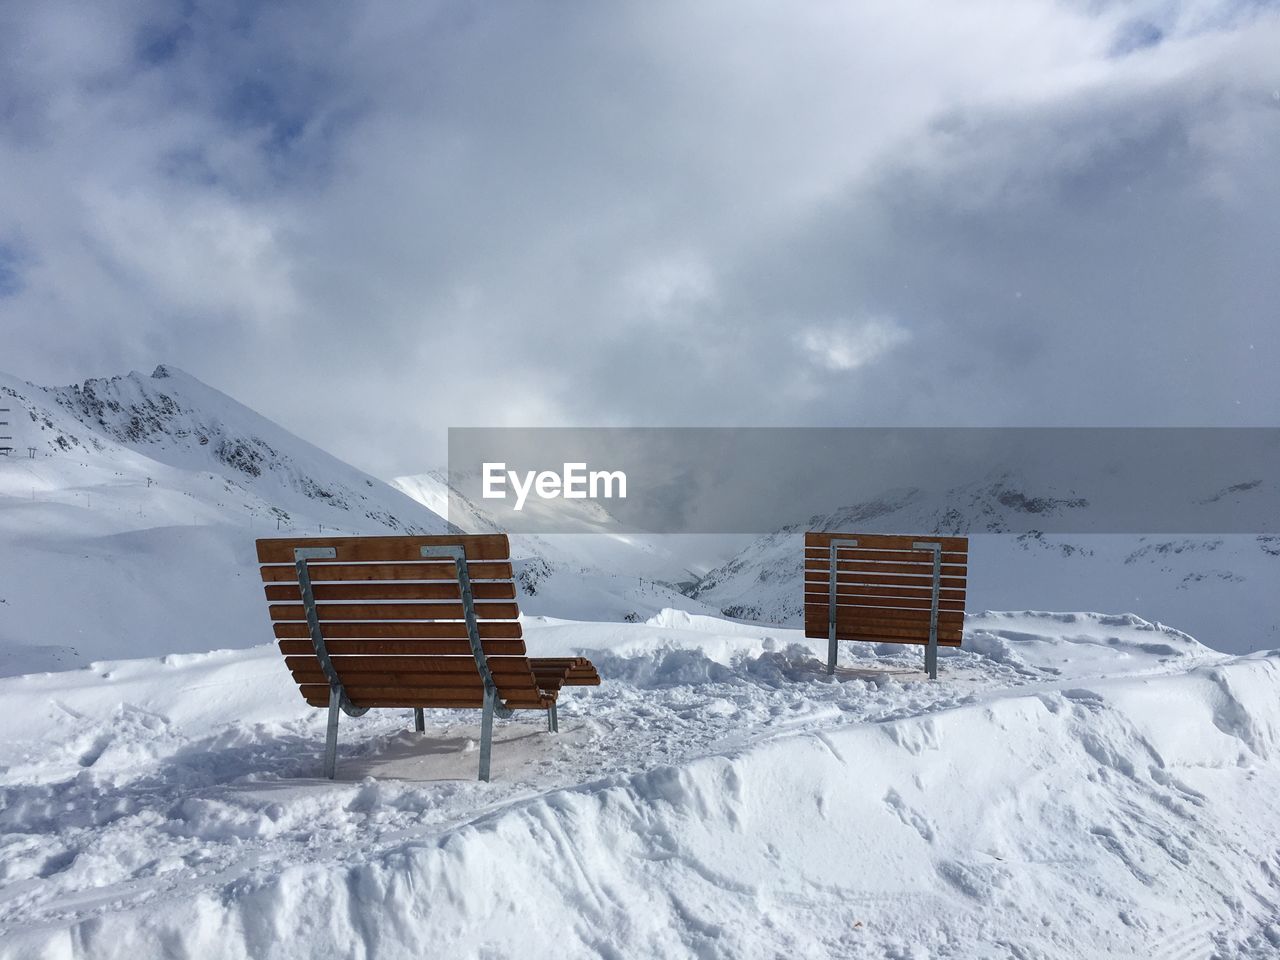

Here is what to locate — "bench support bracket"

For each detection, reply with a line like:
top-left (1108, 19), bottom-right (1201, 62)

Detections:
top-left (912, 541), bottom-right (943, 680)
top-left (826, 538), bottom-right (859, 674)
top-left (295, 547), bottom-right (368, 779)
top-left (422, 545), bottom-right (513, 782)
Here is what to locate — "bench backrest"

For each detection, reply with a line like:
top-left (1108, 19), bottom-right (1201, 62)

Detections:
top-left (803, 532), bottom-right (968, 647)
top-left (256, 534), bottom-right (548, 709)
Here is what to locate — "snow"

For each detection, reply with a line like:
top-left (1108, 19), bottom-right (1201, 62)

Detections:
top-left (3, 366), bottom-right (1280, 958)
top-left (1, 613), bottom-right (1278, 958)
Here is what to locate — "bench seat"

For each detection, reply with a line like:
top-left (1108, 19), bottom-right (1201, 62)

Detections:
top-left (256, 534), bottom-right (600, 780)
top-left (803, 532), bottom-right (969, 678)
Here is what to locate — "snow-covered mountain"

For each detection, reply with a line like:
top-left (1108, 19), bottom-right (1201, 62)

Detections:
top-left (0, 365), bottom-right (452, 673)
top-left (688, 480), bottom-right (1280, 655)
top-left (12, 364), bottom-right (450, 535)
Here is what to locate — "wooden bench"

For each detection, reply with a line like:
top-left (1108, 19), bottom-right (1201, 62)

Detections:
top-left (256, 534), bottom-right (600, 781)
top-left (803, 532), bottom-right (968, 678)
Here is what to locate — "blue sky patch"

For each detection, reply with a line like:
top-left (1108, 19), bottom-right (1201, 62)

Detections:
top-left (0, 243), bottom-right (25, 298)
top-left (1110, 19), bottom-right (1165, 56)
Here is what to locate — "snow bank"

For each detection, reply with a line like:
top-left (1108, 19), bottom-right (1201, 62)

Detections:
top-left (3, 614), bottom-right (1277, 958)
top-left (6, 656), bottom-right (1279, 959)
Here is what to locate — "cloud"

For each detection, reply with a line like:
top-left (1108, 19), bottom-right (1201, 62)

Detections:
top-left (0, 0), bottom-right (1277, 476)
top-left (0, 241), bottom-right (27, 298)
top-left (795, 319), bottom-right (912, 372)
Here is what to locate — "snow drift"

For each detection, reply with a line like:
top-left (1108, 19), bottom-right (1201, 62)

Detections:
top-left (2, 613), bottom-right (1278, 959)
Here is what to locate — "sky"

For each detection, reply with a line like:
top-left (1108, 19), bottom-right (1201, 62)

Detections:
top-left (1, 0), bottom-right (1278, 480)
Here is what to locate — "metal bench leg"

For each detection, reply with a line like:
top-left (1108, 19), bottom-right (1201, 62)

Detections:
top-left (551, 700), bottom-right (558, 733)
top-left (827, 538), bottom-right (858, 675)
top-left (478, 687), bottom-right (496, 782)
top-left (914, 541), bottom-right (942, 680)
top-left (827, 558), bottom-right (838, 674)
top-left (325, 686), bottom-right (341, 779)
top-left (413, 707), bottom-right (425, 733)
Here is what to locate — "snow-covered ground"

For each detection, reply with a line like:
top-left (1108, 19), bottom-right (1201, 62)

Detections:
top-left (3, 610), bottom-right (1279, 959)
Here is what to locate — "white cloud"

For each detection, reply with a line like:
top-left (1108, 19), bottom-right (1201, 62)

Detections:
top-left (795, 319), bottom-right (912, 372)
top-left (620, 254), bottom-right (716, 324)
top-left (0, 1), bottom-right (1277, 473)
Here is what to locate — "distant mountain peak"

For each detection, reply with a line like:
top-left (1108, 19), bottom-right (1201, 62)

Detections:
top-left (1, 364), bottom-right (450, 536)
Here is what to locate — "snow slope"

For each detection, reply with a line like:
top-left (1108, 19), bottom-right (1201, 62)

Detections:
top-left (0, 366), bottom-right (450, 673)
top-left (688, 482), bottom-right (1280, 655)
top-left (1, 611), bottom-right (1278, 959)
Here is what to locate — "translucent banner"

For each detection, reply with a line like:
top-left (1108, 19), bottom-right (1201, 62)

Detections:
top-left (447, 427), bottom-right (1280, 534)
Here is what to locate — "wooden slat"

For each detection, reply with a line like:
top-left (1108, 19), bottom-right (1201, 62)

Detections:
top-left (274, 621), bottom-right (522, 640)
top-left (804, 617), bottom-right (963, 640)
top-left (256, 534), bottom-right (510, 564)
top-left (297, 680), bottom-right (534, 697)
top-left (802, 591), bottom-right (966, 612)
top-left (278, 639), bottom-right (527, 657)
top-left (552, 671), bottom-right (600, 686)
top-left (805, 605), bottom-right (964, 629)
top-left (805, 559), bottom-right (968, 578)
top-left (530, 660), bottom-right (601, 687)
top-left (800, 583), bottom-right (966, 602)
top-left (804, 613), bottom-right (958, 634)
top-left (803, 571), bottom-right (967, 590)
top-left (292, 669), bottom-right (538, 693)
top-left (801, 631), bottom-right (964, 648)
top-left (260, 561), bottom-right (514, 583)
top-left (299, 683), bottom-right (547, 706)
top-left (301, 696), bottom-right (550, 709)
top-left (290, 670), bottom-right (540, 696)
top-left (264, 581), bottom-right (515, 603)
top-left (805, 532), bottom-right (968, 552)
top-left (285, 655), bottom-right (534, 676)
top-left (803, 618), bottom-right (964, 643)
top-left (303, 695), bottom-right (550, 709)
top-left (268, 601), bottom-right (519, 622)
top-left (288, 662), bottom-right (532, 682)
